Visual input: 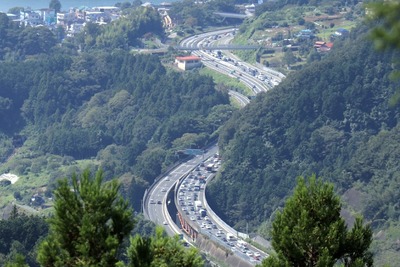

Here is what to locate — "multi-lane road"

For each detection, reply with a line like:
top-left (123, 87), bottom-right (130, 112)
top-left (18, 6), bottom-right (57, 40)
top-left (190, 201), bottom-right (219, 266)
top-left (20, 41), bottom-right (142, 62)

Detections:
top-left (179, 28), bottom-right (285, 99)
top-left (175, 154), bottom-right (268, 265)
top-left (144, 146), bottom-right (219, 236)
top-left (144, 29), bottom-right (283, 265)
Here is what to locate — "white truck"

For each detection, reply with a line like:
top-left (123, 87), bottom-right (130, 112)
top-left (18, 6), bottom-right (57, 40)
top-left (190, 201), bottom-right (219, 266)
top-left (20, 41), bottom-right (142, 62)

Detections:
top-left (194, 200), bottom-right (202, 210)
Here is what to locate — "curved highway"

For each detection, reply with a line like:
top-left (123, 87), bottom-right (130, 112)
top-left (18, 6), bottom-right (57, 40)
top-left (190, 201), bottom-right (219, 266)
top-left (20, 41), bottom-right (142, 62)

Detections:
top-left (144, 29), bottom-right (282, 265)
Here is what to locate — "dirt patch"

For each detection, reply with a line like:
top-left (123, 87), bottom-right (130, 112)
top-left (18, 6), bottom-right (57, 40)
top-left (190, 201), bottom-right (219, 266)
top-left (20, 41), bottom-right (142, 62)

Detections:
top-left (0, 173), bottom-right (19, 184)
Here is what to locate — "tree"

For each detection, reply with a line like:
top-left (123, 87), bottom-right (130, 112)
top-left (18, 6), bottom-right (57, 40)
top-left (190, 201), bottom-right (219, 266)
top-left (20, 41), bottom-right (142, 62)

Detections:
top-left (7, 7), bottom-right (24, 15)
top-left (262, 175), bottom-right (373, 267)
top-left (49, 0), bottom-right (61, 13)
top-left (369, 1), bottom-right (400, 50)
top-left (37, 169), bottom-right (134, 267)
top-left (283, 49), bottom-right (296, 68)
top-left (126, 227), bottom-right (204, 267)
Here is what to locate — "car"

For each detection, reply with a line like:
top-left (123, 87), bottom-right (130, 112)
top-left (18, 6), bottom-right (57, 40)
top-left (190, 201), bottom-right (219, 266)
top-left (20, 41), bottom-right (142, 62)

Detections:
top-left (161, 188), bottom-right (167, 192)
top-left (163, 221), bottom-right (168, 225)
top-left (165, 176), bottom-right (170, 181)
top-left (190, 216), bottom-right (196, 221)
top-left (246, 251), bottom-right (254, 257)
top-left (221, 237), bottom-right (227, 242)
top-left (215, 232), bottom-right (221, 237)
top-left (212, 224), bottom-right (217, 229)
top-left (182, 207), bottom-right (187, 211)
top-left (157, 200), bottom-right (162, 204)
top-left (206, 224), bottom-right (212, 229)
top-left (254, 252), bottom-right (261, 258)
top-left (150, 199), bottom-right (155, 204)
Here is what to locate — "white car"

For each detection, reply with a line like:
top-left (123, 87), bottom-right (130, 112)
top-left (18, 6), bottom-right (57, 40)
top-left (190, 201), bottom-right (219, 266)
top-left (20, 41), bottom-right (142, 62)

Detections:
top-left (246, 251), bottom-right (254, 257)
top-left (161, 188), bottom-right (167, 192)
top-left (165, 176), bottom-right (170, 181)
top-left (163, 221), bottom-right (168, 225)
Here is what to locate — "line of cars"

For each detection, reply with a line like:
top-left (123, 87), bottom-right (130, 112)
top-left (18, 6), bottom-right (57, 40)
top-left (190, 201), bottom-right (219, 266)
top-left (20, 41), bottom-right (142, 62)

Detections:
top-left (176, 155), bottom-right (265, 264)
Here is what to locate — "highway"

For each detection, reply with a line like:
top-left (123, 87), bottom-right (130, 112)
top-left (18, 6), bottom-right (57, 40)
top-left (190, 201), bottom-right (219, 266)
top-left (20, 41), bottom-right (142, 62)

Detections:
top-left (144, 146), bottom-right (218, 236)
top-left (143, 29), bottom-right (281, 265)
top-left (179, 28), bottom-right (286, 97)
top-left (175, 155), bottom-right (268, 265)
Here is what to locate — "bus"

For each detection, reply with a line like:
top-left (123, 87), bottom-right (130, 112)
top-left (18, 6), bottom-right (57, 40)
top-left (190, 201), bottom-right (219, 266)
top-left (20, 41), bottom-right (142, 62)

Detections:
top-left (206, 163), bottom-right (214, 172)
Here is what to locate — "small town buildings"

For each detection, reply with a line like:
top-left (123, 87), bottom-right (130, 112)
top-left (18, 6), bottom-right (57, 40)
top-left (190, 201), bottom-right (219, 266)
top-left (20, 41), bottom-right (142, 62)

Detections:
top-left (314, 41), bottom-right (333, 52)
top-left (175, 56), bottom-right (202, 70)
top-left (297, 29), bottom-right (315, 39)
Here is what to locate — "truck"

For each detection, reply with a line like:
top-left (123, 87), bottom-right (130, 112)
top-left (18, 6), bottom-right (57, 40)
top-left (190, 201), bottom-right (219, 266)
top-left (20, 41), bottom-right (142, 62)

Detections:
top-left (226, 233), bottom-right (236, 241)
top-left (199, 209), bottom-right (207, 217)
top-left (206, 163), bottom-right (214, 172)
top-left (195, 200), bottom-right (202, 210)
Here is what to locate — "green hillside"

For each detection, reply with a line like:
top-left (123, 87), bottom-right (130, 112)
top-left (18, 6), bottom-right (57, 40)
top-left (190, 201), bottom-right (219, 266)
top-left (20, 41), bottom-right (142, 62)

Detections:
top-left (0, 50), bottom-right (232, 214)
top-left (207, 24), bottom-right (400, 265)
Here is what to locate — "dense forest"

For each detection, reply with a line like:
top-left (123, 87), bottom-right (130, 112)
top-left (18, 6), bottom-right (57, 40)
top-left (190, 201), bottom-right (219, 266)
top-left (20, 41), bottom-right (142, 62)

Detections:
top-left (207, 24), bottom-right (400, 264)
top-left (0, 3), bottom-right (235, 264)
top-left (0, 49), bottom-right (231, 208)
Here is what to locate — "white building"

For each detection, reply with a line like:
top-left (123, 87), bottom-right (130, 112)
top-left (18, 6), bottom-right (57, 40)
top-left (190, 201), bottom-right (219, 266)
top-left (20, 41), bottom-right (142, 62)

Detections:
top-left (175, 56), bottom-right (202, 70)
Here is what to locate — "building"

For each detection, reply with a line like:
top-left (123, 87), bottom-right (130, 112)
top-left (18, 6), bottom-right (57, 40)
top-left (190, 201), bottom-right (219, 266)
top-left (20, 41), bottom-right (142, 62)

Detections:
top-left (20, 10), bottom-right (42, 26)
top-left (175, 56), bottom-right (202, 70)
top-left (334, 28), bottom-right (349, 37)
top-left (297, 29), bottom-right (315, 39)
top-left (314, 41), bottom-right (333, 52)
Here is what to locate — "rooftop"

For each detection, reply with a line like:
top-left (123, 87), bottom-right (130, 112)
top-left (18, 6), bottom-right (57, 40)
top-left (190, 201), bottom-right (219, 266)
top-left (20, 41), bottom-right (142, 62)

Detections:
top-left (176, 56), bottom-right (201, 61)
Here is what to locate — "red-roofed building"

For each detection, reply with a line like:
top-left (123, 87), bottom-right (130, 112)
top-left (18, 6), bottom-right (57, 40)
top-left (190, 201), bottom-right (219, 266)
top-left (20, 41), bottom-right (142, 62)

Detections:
top-left (175, 55), bottom-right (202, 70)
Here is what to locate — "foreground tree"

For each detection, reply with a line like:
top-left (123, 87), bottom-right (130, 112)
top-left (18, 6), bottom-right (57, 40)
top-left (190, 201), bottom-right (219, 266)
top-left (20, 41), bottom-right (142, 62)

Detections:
top-left (126, 227), bottom-right (204, 267)
top-left (37, 169), bottom-right (134, 267)
top-left (262, 175), bottom-right (373, 267)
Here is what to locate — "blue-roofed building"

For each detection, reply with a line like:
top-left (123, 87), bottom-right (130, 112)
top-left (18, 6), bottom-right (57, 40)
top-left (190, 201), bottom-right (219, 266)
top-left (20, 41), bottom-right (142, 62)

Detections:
top-left (297, 29), bottom-right (315, 39)
top-left (334, 28), bottom-right (349, 37)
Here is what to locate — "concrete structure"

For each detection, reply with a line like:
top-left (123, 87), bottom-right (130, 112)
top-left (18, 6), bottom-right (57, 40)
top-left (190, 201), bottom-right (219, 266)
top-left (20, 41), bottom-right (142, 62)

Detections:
top-left (175, 56), bottom-right (202, 70)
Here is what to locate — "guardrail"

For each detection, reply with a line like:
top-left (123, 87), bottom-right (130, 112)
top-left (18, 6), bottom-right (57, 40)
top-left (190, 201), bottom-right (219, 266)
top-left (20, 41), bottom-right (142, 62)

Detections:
top-left (203, 171), bottom-right (249, 240)
top-left (142, 155), bottom-right (193, 219)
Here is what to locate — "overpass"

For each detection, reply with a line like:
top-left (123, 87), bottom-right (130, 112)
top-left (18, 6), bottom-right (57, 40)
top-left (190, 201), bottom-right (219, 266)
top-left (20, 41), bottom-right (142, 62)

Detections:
top-left (175, 44), bottom-right (260, 50)
top-left (214, 12), bottom-right (252, 19)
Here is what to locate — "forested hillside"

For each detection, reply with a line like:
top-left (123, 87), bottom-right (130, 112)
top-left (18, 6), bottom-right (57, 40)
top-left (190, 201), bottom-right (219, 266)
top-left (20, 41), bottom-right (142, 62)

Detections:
top-left (207, 24), bottom-right (400, 264)
top-left (0, 49), bottom-right (231, 211)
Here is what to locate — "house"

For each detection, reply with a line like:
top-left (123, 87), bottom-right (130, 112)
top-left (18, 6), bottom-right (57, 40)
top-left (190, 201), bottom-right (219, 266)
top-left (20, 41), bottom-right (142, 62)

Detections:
top-left (314, 41), bottom-right (333, 52)
top-left (297, 29), bottom-right (315, 39)
top-left (56, 11), bottom-right (76, 26)
top-left (20, 10), bottom-right (42, 26)
top-left (36, 8), bottom-right (56, 25)
top-left (175, 56), bottom-right (202, 70)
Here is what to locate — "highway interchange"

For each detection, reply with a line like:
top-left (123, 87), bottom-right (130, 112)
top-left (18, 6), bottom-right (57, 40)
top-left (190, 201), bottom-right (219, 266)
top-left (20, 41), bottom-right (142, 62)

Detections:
top-left (144, 29), bottom-right (285, 266)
